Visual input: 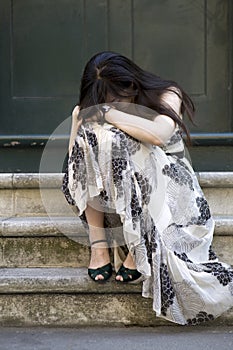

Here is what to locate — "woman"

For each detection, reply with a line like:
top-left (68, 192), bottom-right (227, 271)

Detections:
top-left (62, 51), bottom-right (233, 325)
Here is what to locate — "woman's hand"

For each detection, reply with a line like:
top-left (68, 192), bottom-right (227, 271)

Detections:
top-left (73, 105), bottom-right (99, 123)
top-left (85, 116), bottom-right (98, 122)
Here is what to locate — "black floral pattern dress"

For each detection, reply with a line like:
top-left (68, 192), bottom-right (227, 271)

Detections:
top-left (62, 120), bottom-right (233, 325)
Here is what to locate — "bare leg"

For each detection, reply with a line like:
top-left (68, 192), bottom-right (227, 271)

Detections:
top-left (85, 199), bottom-right (110, 280)
top-left (85, 197), bottom-right (137, 281)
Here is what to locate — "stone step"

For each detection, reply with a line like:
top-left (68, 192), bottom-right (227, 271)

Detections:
top-left (0, 216), bottom-right (232, 268)
top-left (0, 267), bottom-right (232, 327)
top-left (0, 217), bottom-right (89, 268)
top-left (0, 173), bottom-right (232, 327)
top-left (0, 236), bottom-right (89, 268)
top-left (0, 173), bottom-right (233, 217)
top-left (1, 215), bottom-right (232, 237)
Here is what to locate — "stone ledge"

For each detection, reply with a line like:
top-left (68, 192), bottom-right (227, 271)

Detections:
top-left (0, 293), bottom-right (232, 327)
top-left (0, 172), bottom-right (233, 189)
top-left (214, 216), bottom-right (233, 235)
top-left (1, 216), bottom-right (232, 237)
top-left (0, 173), bottom-right (62, 189)
top-left (0, 174), bottom-right (13, 188)
top-left (0, 268), bottom-right (140, 294)
top-left (0, 268), bottom-right (232, 327)
top-left (0, 293), bottom-right (170, 327)
top-left (0, 216), bottom-right (86, 237)
top-left (196, 172), bottom-right (233, 188)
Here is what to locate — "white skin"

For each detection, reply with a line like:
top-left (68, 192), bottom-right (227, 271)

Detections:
top-left (70, 90), bottom-right (181, 280)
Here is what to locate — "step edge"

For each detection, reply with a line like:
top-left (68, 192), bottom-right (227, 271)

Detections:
top-left (0, 267), bottom-right (141, 294)
top-left (1, 215), bottom-right (233, 236)
top-left (0, 172), bottom-right (233, 189)
top-left (0, 216), bottom-right (87, 236)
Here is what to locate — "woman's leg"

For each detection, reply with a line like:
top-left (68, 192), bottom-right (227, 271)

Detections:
top-left (85, 198), bottom-right (110, 280)
top-left (85, 197), bottom-right (137, 281)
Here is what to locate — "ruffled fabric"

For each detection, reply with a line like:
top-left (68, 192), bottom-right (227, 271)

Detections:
top-left (62, 121), bottom-right (233, 325)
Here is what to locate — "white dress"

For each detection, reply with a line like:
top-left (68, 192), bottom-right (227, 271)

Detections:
top-left (62, 101), bottom-right (233, 325)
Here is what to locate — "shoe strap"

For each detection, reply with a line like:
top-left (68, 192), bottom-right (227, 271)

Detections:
top-left (90, 239), bottom-right (108, 246)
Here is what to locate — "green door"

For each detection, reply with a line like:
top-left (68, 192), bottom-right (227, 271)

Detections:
top-left (0, 0), bottom-right (232, 171)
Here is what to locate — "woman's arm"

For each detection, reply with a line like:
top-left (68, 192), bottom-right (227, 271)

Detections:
top-left (105, 90), bottom-right (181, 146)
top-left (69, 106), bottom-right (82, 156)
top-left (105, 109), bottom-right (175, 146)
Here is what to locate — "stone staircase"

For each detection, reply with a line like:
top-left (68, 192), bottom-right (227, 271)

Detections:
top-left (0, 172), bottom-right (233, 327)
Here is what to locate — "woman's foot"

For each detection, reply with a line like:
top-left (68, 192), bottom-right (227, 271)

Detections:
top-left (88, 240), bottom-right (111, 281)
top-left (115, 252), bottom-right (141, 282)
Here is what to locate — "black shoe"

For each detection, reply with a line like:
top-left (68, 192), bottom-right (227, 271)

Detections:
top-left (115, 264), bottom-right (142, 283)
top-left (88, 240), bottom-right (112, 282)
top-left (88, 262), bottom-right (112, 282)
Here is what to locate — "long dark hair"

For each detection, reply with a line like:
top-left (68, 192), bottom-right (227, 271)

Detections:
top-left (78, 51), bottom-right (195, 141)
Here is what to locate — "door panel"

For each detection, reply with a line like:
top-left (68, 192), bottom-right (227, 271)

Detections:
top-left (0, 0), bottom-right (232, 171)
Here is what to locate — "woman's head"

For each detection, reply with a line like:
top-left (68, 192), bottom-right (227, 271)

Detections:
top-left (78, 51), bottom-right (194, 140)
top-left (79, 51), bottom-right (141, 106)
